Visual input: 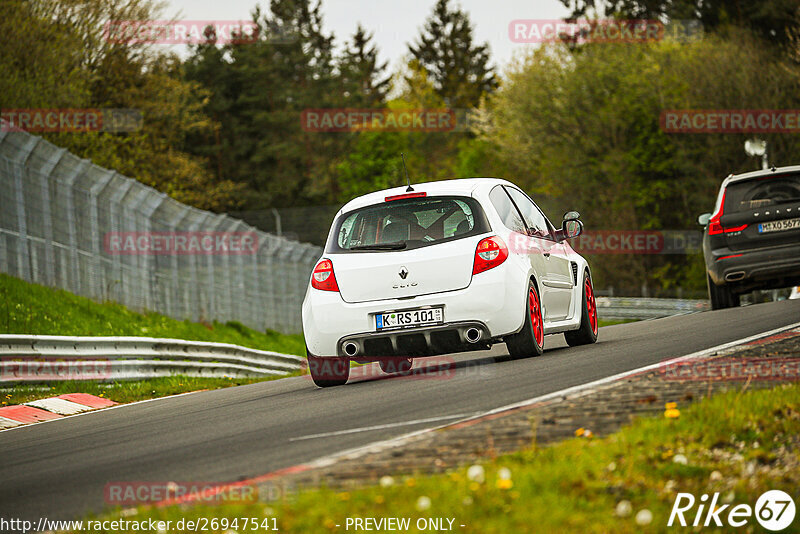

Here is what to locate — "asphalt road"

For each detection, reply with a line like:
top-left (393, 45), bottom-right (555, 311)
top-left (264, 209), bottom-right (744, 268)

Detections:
top-left (2, 299), bottom-right (799, 522)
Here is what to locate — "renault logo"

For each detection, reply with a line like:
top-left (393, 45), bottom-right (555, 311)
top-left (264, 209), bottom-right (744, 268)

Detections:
top-left (399, 267), bottom-right (409, 279)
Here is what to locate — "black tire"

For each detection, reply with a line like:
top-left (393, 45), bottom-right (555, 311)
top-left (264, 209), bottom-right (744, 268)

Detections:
top-left (307, 349), bottom-right (350, 387)
top-left (506, 280), bottom-right (545, 359)
top-left (379, 358), bottom-right (413, 375)
top-left (707, 274), bottom-right (740, 310)
top-left (564, 270), bottom-right (599, 347)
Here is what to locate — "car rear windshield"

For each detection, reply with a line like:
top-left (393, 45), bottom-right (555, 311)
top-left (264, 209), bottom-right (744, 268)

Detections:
top-left (724, 173), bottom-right (800, 213)
top-left (327, 195), bottom-right (490, 253)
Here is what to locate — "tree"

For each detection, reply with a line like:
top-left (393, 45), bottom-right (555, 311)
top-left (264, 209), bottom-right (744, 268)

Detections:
top-left (408, 0), bottom-right (497, 108)
top-left (339, 24), bottom-right (391, 106)
top-left (558, 0), bottom-right (800, 49)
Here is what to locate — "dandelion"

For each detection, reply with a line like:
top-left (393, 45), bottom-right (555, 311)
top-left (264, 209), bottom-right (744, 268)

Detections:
top-left (496, 467), bottom-right (513, 489)
top-left (469, 482), bottom-right (480, 492)
top-left (337, 492), bottom-right (350, 501)
top-left (466, 464), bottom-right (485, 483)
top-left (664, 402), bottom-right (680, 418)
top-left (673, 454), bottom-right (688, 465)
top-left (374, 495), bottom-right (385, 504)
top-left (635, 509), bottom-right (653, 526)
top-left (661, 448), bottom-right (674, 460)
top-left (462, 496), bottom-right (473, 506)
top-left (379, 476), bottom-right (394, 488)
top-left (709, 470), bottom-right (722, 481)
top-left (405, 478), bottom-right (416, 488)
top-left (606, 461), bottom-right (617, 472)
top-left (615, 500), bottom-right (632, 517)
top-left (416, 496), bottom-right (431, 511)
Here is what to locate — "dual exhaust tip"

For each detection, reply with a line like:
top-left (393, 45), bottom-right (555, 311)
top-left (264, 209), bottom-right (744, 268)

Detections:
top-left (342, 327), bottom-right (483, 356)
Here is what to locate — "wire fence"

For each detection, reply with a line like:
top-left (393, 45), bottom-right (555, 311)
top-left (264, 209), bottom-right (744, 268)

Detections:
top-left (0, 123), bottom-right (322, 334)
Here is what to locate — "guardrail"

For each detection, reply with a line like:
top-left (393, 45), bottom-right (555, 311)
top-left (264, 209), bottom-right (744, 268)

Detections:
top-left (0, 335), bottom-right (306, 383)
top-left (596, 297), bottom-right (709, 320)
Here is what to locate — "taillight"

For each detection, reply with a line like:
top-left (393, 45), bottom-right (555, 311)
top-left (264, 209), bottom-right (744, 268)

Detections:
top-left (311, 259), bottom-right (339, 292)
top-left (708, 190), bottom-right (749, 235)
top-left (707, 191), bottom-right (725, 235)
top-left (473, 236), bottom-right (508, 275)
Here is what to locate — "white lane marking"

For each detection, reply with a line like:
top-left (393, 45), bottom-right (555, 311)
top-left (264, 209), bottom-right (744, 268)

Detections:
top-left (291, 320), bottom-right (800, 470)
top-left (289, 413), bottom-right (475, 441)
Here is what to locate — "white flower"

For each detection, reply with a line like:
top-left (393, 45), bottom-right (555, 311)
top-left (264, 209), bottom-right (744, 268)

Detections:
top-left (462, 496), bottom-right (473, 506)
top-left (467, 464), bottom-right (485, 483)
top-left (379, 476), bottom-right (395, 488)
top-left (416, 496), bottom-right (431, 511)
top-left (673, 453), bottom-right (688, 465)
top-left (709, 470), bottom-right (722, 481)
top-left (497, 467), bottom-right (512, 480)
top-left (635, 509), bottom-right (653, 526)
top-left (606, 461), bottom-right (617, 472)
top-left (615, 500), bottom-right (633, 517)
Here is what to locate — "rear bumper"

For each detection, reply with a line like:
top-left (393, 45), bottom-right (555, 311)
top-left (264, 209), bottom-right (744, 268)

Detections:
top-left (340, 321), bottom-right (490, 359)
top-left (302, 263), bottom-right (525, 357)
top-left (707, 243), bottom-right (800, 291)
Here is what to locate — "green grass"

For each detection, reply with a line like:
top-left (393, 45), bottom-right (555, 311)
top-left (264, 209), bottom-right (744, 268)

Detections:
top-left (0, 272), bottom-right (305, 354)
top-left (93, 383), bottom-right (800, 533)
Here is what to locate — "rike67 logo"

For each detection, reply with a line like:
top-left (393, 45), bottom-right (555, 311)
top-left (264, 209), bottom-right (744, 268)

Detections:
top-left (669, 490), bottom-right (796, 531)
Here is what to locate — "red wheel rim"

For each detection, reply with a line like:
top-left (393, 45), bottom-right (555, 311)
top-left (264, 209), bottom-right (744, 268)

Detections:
top-left (585, 277), bottom-right (598, 335)
top-left (528, 287), bottom-right (544, 347)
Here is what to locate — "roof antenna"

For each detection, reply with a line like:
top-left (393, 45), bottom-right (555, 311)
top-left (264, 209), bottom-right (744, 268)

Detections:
top-left (401, 153), bottom-right (414, 191)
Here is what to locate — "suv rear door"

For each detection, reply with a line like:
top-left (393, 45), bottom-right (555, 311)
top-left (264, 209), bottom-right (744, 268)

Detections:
top-left (720, 173), bottom-right (800, 252)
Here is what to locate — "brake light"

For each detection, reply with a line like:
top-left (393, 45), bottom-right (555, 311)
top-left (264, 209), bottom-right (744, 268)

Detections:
top-left (385, 192), bottom-right (426, 202)
top-left (311, 259), bottom-right (339, 292)
top-left (707, 191), bottom-right (725, 235)
top-left (473, 236), bottom-right (508, 275)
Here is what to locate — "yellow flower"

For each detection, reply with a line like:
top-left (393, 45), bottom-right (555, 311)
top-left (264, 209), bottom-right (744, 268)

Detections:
top-left (496, 479), bottom-right (513, 490)
top-left (405, 478), bottom-right (416, 488)
top-left (469, 482), bottom-right (480, 492)
top-left (574, 427), bottom-right (585, 437)
top-left (665, 402), bottom-right (677, 410)
top-left (374, 495), bottom-right (385, 504)
top-left (661, 449), bottom-right (674, 460)
top-left (337, 492), bottom-right (350, 501)
top-left (664, 408), bottom-right (680, 419)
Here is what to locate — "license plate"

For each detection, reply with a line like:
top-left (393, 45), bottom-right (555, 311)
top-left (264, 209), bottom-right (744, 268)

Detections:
top-left (758, 217), bottom-right (800, 233)
top-left (376, 307), bottom-right (444, 330)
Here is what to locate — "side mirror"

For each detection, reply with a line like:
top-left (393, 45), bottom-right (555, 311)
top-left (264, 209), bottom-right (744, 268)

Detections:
top-left (563, 219), bottom-right (583, 239)
top-left (563, 210), bottom-right (580, 222)
top-left (697, 213), bottom-right (711, 226)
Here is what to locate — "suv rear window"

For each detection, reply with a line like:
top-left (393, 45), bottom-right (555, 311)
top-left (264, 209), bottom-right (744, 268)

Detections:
top-left (724, 174), bottom-right (800, 213)
top-left (327, 195), bottom-right (490, 253)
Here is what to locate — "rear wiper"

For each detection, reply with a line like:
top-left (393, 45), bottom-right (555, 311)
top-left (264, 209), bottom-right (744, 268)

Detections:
top-left (351, 242), bottom-right (407, 251)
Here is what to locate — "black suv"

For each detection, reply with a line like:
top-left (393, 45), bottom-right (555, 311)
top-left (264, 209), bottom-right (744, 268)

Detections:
top-left (698, 166), bottom-right (800, 309)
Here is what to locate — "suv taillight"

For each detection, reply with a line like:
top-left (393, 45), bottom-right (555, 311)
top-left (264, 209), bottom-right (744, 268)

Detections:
top-left (707, 190), bottom-right (748, 235)
top-left (473, 236), bottom-right (509, 275)
top-left (311, 259), bottom-right (339, 292)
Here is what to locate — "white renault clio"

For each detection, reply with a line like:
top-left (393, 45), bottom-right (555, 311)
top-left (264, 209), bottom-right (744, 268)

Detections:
top-left (302, 178), bottom-right (598, 387)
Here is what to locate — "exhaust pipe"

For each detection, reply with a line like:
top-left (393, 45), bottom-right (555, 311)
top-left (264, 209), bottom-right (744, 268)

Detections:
top-left (343, 342), bottom-right (359, 357)
top-left (725, 271), bottom-right (746, 282)
top-left (465, 327), bottom-right (482, 344)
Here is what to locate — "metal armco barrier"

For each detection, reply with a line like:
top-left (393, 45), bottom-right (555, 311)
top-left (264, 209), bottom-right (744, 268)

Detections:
top-left (0, 335), bottom-right (305, 383)
top-left (596, 297), bottom-right (709, 320)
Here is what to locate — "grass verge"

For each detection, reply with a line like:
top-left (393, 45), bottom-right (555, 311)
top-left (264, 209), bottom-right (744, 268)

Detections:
top-left (0, 272), bottom-right (305, 354)
top-left (88, 382), bottom-right (800, 533)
